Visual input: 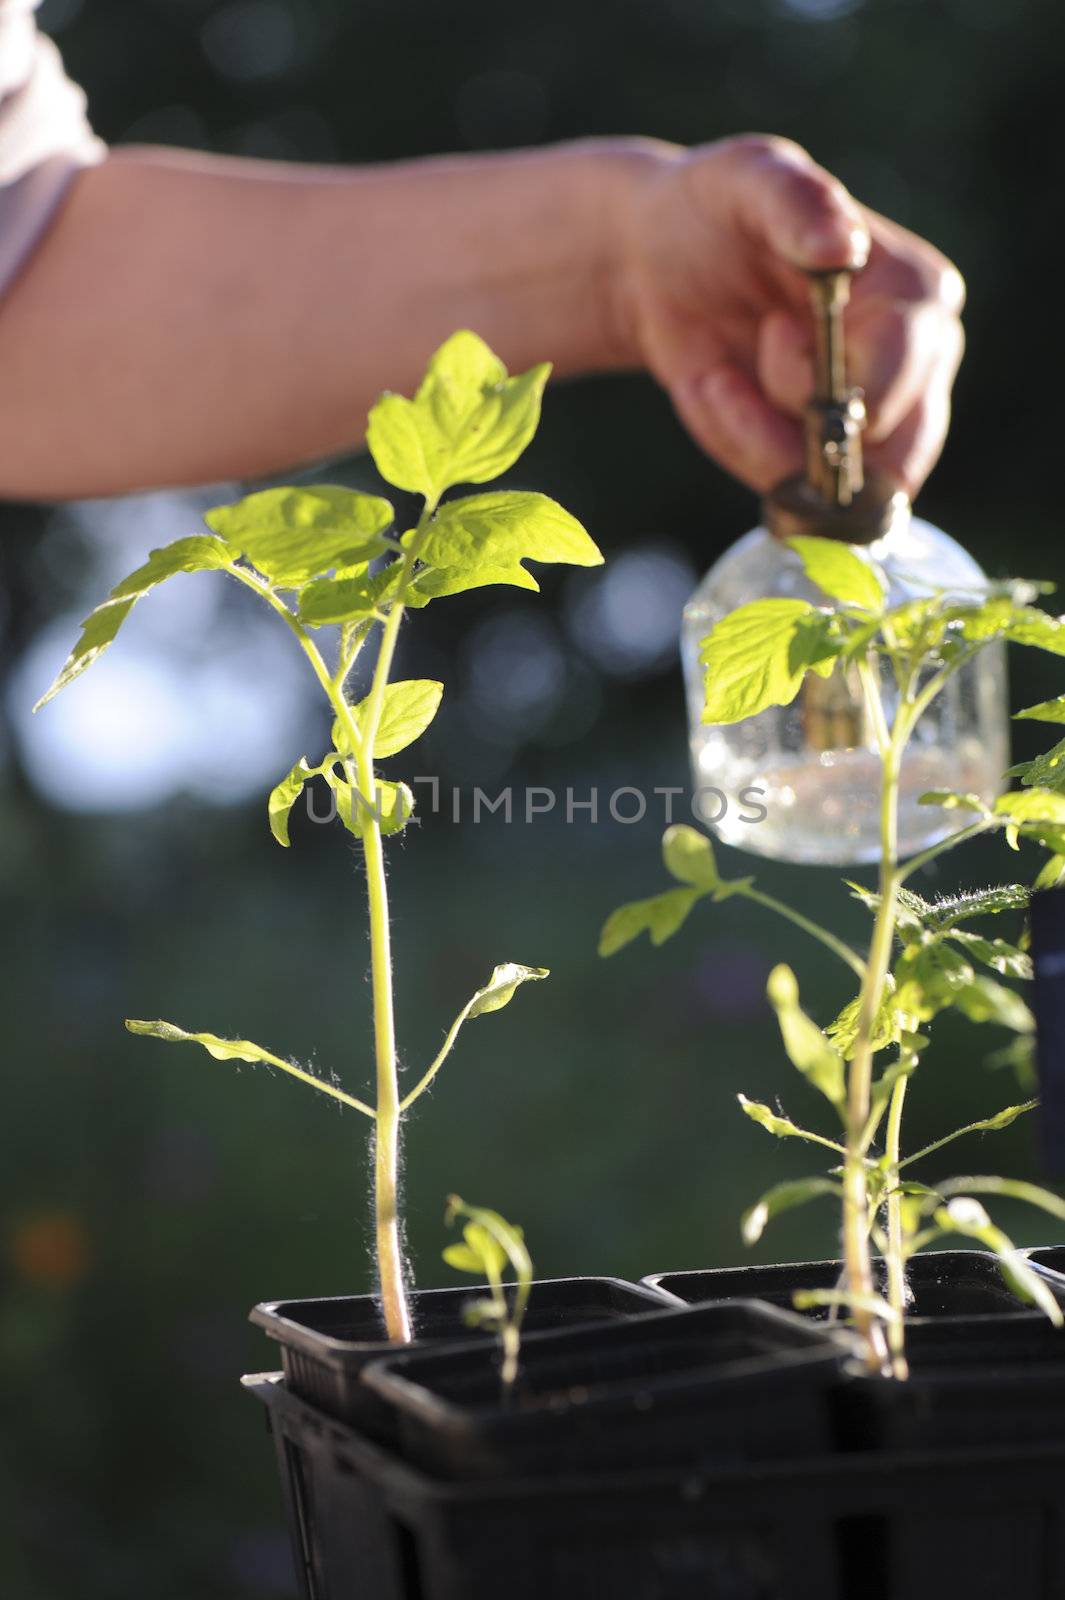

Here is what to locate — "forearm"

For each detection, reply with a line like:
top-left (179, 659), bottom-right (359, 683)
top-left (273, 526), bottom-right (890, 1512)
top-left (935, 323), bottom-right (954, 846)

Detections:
top-left (0, 140), bottom-right (648, 500)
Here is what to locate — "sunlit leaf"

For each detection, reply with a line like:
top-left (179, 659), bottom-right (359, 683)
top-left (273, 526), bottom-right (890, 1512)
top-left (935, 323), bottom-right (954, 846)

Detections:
top-left (343, 679), bottom-right (443, 759)
top-left (766, 965), bottom-right (845, 1108)
top-left (124, 1019), bottom-right (373, 1116)
top-left (467, 963), bottom-right (550, 1017)
top-left (598, 888), bottom-right (702, 957)
top-left (33, 536), bottom-right (230, 709)
top-left (741, 1177), bottom-right (840, 1245)
top-left (366, 331), bottom-right (550, 500)
top-left (1015, 696), bottom-right (1065, 724)
top-left (932, 1198), bottom-right (1063, 1326)
top-left (700, 599), bottom-right (838, 725)
top-left (205, 486), bottom-right (393, 584)
top-left (737, 1095), bottom-right (844, 1150)
top-left (788, 534), bottom-right (886, 611)
top-left (409, 490), bottom-right (602, 600)
top-left (268, 756), bottom-right (316, 847)
top-left (917, 789), bottom-right (990, 814)
top-left (826, 987), bottom-right (900, 1060)
top-left (947, 930), bottom-right (1032, 979)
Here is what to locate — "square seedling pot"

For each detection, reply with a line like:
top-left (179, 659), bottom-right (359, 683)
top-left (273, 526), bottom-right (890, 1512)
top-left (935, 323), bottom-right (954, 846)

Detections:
top-left (250, 1276), bottom-right (674, 1435)
top-left (359, 1299), bottom-right (854, 1481)
top-left (247, 1369), bottom-right (1065, 1600)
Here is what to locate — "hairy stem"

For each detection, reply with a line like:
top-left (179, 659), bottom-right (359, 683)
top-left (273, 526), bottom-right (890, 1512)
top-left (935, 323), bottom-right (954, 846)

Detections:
top-left (883, 1067), bottom-right (911, 1379)
top-left (843, 659), bottom-right (900, 1375)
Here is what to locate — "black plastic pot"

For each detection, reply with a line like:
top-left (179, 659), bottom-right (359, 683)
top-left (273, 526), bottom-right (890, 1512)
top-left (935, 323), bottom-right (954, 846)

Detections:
top-left (361, 1299), bottom-right (855, 1481)
top-left (248, 1369), bottom-right (1065, 1600)
top-left (1029, 1244), bottom-right (1065, 1287)
top-left (642, 1248), bottom-right (1032, 1323)
top-left (251, 1275), bottom-right (672, 1433)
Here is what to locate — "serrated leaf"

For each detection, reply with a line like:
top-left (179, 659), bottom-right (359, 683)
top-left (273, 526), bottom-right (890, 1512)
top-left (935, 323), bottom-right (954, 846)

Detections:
top-left (598, 888), bottom-right (702, 957)
top-left (699, 599), bottom-right (837, 725)
top-left (268, 756), bottom-right (316, 847)
top-left (1007, 737), bottom-right (1065, 794)
top-left (826, 986), bottom-right (900, 1060)
top-left (947, 930), bottom-right (1032, 979)
top-left (741, 1177), bottom-right (840, 1246)
top-left (33, 536), bottom-right (230, 709)
top-left (894, 940), bottom-right (974, 1021)
top-left (788, 534), bottom-right (886, 611)
top-left (366, 331), bottom-right (550, 500)
top-left (766, 965), bottom-right (845, 1107)
top-left (205, 487), bottom-right (393, 585)
top-left (737, 1095), bottom-right (842, 1150)
top-left (409, 490), bottom-right (602, 600)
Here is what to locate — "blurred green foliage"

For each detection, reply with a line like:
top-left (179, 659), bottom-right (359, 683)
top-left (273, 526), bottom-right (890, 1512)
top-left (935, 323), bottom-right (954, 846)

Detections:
top-left (3, 0), bottom-right (1065, 1594)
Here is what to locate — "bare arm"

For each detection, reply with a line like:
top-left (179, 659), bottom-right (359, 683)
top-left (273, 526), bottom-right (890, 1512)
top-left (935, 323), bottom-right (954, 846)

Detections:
top-left (0, 141), bottom-right (634, 499)
top-left (0, 135), bottom-right (963, 502)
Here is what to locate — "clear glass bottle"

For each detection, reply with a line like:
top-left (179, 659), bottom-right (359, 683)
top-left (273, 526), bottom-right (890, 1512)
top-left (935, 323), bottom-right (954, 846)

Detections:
top-left (682, 508), bottom-right (1008, 866)
top-left (681, 266), bottom-right (1008, 868)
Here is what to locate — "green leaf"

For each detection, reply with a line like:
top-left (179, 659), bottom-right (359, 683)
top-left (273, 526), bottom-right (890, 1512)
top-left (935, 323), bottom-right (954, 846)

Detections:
top-left (442, 1242), bottom-right (484, 1274)
top-left (826, 987), bottom-right (900, 1060)
top-left (1015, 696), bottom-right (1065, 724)
top-left (947, 930), bottom-right (1032, 980)
top-left (894, 940), bottom-right (974, 1022)
top-left (955, 970), bottom-right (1036, 1029)
top-left (598, 888), bottom-right (702, 957)
top-left (466, 963), bottom-right (550, 1018)
top-left (1001, 607), bottom-right (1065, 656)
top-left (699, 598), bottom-right (837, 725)
top-left (741, 1177), bottom-right (840, 1246)
top-left (366, 331), bottom-right (551, 500)
top-left (268, 756), bottom-right (316, 847)
top-left (409, 490), bottom-right (602, 600)
top-left (33, 536), bottom-right (230, 709)
top-left (1035, 853), bottom-right (1065, 891)
top-left (737, 1095), bottom-right (844, 1151)
top-left (917, 789), bottom-right (990, 815)
top-left (1006, 737), bottom-right (1065, 794)
top-left (792, 1288), bottom-right (898, 1323)
top-left (937, 1175), bottom-right (1065, 1225)
top-left (298, 574), bottom-right (378, 627)
top-left (787, 534), bottom-right (886, 611)
top-left (205, 486), bottom-right (393, 585)
top-left (766, 965), bottom-right (845, 1108)
top-left (124, 1019), bottom-right (373, 1117)
top-left (661, 825), bottom-right (719, 889)
top-left (931, 1198), bottom-right (1063, 1326)
top-left (348, 679), bottom-right (443, 760)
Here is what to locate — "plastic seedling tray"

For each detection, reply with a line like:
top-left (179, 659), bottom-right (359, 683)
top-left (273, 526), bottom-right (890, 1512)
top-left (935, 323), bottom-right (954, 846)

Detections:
top-left (247, 1369), bottom-right (1065, 1600)
top-left (361, 1299), bottom-right (855, 1481)
top-left (250, 1276), bottom-right (674, 1433)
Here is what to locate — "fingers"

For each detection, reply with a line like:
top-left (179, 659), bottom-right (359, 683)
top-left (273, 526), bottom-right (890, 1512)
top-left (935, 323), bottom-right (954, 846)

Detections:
top-left (670, 362), bottom-right (804, 493)
top-left (867, 355), bottom-right (960, 496)
top-left (759, 296), bottom-right (964, 448)
top-left (694, 134), bottom-right (870, 275)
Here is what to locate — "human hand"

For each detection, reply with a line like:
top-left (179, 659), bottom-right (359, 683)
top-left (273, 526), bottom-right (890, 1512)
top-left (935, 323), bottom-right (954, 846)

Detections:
top-left (605, 135), bottom-right (965, 496)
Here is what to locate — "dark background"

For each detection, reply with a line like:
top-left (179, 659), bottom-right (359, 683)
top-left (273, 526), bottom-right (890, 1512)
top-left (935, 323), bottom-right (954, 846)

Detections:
top-left (2, 1), bottom-right (1063, 1595)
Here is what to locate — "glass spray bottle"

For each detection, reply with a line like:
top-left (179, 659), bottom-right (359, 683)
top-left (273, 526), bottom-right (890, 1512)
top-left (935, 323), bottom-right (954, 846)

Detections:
top-left (682, 267), bottom-right (1007, 867)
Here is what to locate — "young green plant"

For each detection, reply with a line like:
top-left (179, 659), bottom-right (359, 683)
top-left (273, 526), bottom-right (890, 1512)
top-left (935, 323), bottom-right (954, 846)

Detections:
top-left (442, 1195), bottom-right (533, 1391)
top-left (602, 534), bottom-right (1065, 1376)
top-left (36, 330), bottom-right (602, 1346)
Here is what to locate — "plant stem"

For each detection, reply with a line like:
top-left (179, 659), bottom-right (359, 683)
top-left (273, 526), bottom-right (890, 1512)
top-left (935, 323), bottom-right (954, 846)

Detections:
top-left (883, 1066), bottom-right (910, 1379)
top-left (743, 887), bottom-right (867, 981)
top-left (842, 661), bottom-right (901, 1376)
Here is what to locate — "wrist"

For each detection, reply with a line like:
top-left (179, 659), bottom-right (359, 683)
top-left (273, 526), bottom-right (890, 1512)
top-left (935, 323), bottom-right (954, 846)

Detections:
top-left (573, 136), bottom-right (685, 372)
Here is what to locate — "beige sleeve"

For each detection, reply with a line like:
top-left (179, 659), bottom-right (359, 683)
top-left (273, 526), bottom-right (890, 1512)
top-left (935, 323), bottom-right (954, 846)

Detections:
top-left (0, 24), bottom-right (106, 296)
